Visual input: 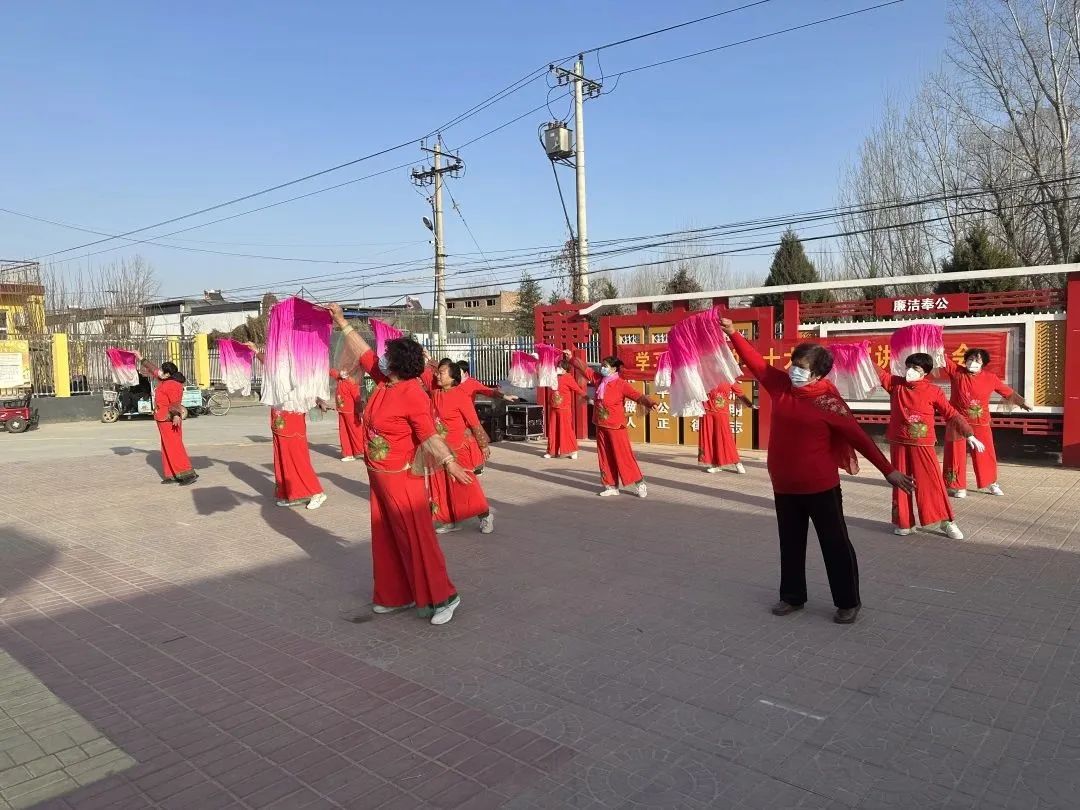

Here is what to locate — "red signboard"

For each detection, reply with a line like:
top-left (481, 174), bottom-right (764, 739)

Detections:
top-left (815, 330), bottom-right (1008, 378)
top-left (616, 344), bottom-right (668, 380)
top-left (874, 293), bottom-right (969, 317)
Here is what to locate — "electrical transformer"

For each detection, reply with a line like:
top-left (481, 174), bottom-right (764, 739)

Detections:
top-left (543, 123), bottom-right (574, 160)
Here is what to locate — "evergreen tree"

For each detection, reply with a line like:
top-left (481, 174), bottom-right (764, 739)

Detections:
top-left (587, 275), bottom-right (621, 331)
top-left (752, 229), bottom-right (830, 309)
top-left (513, 273), bottom-right (544, 336)
top-left (657, 264), bottom-right (703, 312)
top-left (936, 225), bottom-right (1019, 294)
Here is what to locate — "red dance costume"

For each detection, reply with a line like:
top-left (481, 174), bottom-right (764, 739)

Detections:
top-left (699, 383), bottom-right (745, 468)
top-left (457, 375), bottom-right (497, 399)
top-left (581, 367), bottom-right (650, 487)
top-left (153, 378), bottom-right (196, 482)
top-left (330, 371), bottom-right (364, 459)
top-left (877, 368), bottom-right (970, 530)
top-left (731, 333), bottom-right (893, 493)
top-left (270, 410), bottom-right (324, 502)
top-left (941, 360), bottom-right (1013, 490)
top-left (360, 351), bottom-right (458, 616)
top-left (430, 387), bottom-right (489, 524)
top-left (547, 372), bottom-right (584, 457)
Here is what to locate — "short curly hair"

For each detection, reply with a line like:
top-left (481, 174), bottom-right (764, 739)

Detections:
top-left (963, 348), bottom-right (990, 365)
top-left (790, 343), bottom-right (833, 378)
top-left (383, 337), bottom-right (426, 380)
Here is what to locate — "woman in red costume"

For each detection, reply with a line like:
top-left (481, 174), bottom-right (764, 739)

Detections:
top-left (544, 358), bottom-right (584, 460)
top-left (430, 359), bottom-right (494, 535)
top-left (135, 353), bottom-right (198, 486)
top-left (722, 319), bottom-right (913, 625)
top-left (245, 342), bottom-right (326, 511)
top-left (565, 351), bottom-right (657, 498)
top-left (330, 305), bottom-right (469, 625)
top-left (699, 381), bottom-right (753, 474)
top-left (329, 368), bottom-right (364, 462)
top-left (940, 347), bottom-right (1031, 498)
top-left (876, 354), bottom-right (979, 540)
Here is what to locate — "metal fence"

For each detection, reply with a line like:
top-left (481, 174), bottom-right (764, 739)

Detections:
top-left (61, 337), bottom-right (197, 396)
top-left (19, 333), bottom-right (601, 397)
top-left (207, 344), bottom-right (264, 392)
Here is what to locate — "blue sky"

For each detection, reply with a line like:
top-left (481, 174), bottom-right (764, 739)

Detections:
top-left (0, 0), bottom-right (947, 304)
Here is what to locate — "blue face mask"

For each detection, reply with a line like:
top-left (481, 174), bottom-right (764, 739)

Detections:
top-left (599, 366), bottom-right (614, 377)
top-left (378, 355), bottom-right (390, 375)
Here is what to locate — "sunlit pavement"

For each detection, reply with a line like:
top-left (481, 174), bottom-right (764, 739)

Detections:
top-left (2, 413), bottom-right (1079, 808)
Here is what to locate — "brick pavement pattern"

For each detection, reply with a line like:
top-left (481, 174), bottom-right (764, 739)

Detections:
top-left (1, 414), bottom-right (1079, 808)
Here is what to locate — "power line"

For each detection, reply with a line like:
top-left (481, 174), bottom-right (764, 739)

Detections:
top-left (585, 0), bottom-right (781, 53)
top-left (609, 1), bottom-right (906, 79)
top-left (16, 2), bottom-right (791, 264)
top-left (133, 168), bottom-right (1080, 305)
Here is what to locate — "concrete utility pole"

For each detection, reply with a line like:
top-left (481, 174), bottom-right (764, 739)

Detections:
top-left (411, 138), bottom-right (462, 353)
top-left (551, 56), bottom-right (602, 303)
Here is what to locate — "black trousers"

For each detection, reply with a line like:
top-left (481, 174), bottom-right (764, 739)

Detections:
top-left (774, 486), bottom-right (860, 610)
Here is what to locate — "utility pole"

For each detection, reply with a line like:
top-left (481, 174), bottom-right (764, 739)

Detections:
top-left (411, 138), bottom-right (462, 353)
top-left (551, 56), bottom-right (602, 303)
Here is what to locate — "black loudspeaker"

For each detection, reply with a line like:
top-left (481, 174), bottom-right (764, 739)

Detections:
top-left (474, 401), bottom-right (505, 443)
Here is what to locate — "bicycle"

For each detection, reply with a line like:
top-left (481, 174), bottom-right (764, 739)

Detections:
top-left (201, 387), bottom-right (232, 416)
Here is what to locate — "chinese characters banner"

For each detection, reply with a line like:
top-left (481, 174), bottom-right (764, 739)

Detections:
top-left (818, 330), bottom-right (1009, 378)
top-left (616, 344), bottom-right (668, 380)
top-left (874, 293), bottom-right (970, 317)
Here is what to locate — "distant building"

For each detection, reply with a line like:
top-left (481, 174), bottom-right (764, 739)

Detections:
top-left (445, 291), bottom-right (518, 315)
top-left (0, 261), bottom-right (46, 339)
top-left (46, 291), bottom-right (263, 337)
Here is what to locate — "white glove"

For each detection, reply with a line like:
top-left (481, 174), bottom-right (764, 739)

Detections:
top-left (967, 436), bottom-right (986, 453)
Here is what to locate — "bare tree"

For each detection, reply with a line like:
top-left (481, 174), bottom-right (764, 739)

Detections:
top-left (841, 0), bottom-right (1080, 282)
top-left (42, 255), bottom-right (161, 337)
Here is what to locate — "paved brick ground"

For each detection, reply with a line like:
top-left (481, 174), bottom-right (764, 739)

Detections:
top-left (1, 412), bottom-right (1079, 808)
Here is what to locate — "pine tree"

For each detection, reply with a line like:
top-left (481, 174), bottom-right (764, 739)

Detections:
top-left (752, 229), bottom-right (830, 309)
top-left (657, 264), bottom-right (703, 312)
top-left (587, 275), bottom-right (621, 331)
top-left (936, 225), bottom-right (1019, 294)
top-left (513, 273), bottom-right (544, 337)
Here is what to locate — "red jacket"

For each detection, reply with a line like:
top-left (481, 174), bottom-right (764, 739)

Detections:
top-left (942, 359), bottom-right (1014, 428)
top-left (550, 372), bottom-right (584, 411)
top-left (730, 332), bottom-right (893, 495)
top-left (876, 367), bottom-right (971, 447)
top-left (580, 366), bottom-right (650, 430)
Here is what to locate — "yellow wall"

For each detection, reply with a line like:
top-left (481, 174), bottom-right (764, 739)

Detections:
top-left (0, 295), bottom-right (46, 336)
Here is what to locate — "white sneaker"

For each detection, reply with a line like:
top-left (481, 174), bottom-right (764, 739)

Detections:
top-left (942, 521), bottom-right (965, 540)
top-left (948, 489), bottom-right (967, 499)
top-left (436, 523), bottom-right (462, 534)
top-left (598, 487), bottom-right (619, 497)
top-left (430, 596), bottom-right (461, 626)
top-left (372, 602), bottom-right (415, 614)
top-left (542, 453), bottom-right (552, 459)
top-left (306, 492), bottom-right (327, 510)
top-left (706, 467), bottom-right (721, 474)
top-left (341, 456), bottom-right (355, 463)
top-left (569, 452), bottom-right (578, 460)
top-left (733, 463), bottom-right (746, 475)
top-left (894, 527), bottom-right (915, 536)
top-left (985, 483), bottom-right (1004, 496)
top-left (635, 482), bottom-right (648, 499)
top-left (479, 514), bottom-right (494, 534)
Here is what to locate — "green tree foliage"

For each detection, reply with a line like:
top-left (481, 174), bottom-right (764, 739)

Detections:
top-left (935, 225), bottom-right (1019, 294)
top-left (752, 229), bottom-right (831, 309)
top-left (514, 273), bottom-right (544, 336)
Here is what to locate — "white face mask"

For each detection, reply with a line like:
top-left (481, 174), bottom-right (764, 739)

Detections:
top-left (966, 361), bottom-right (983, 373)
top-left (905, 368), bottom-right (925, 383)
top-left (788, 366), bottom-right (812, 387)
top-left (378, 355), bottom-right (390, 375)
